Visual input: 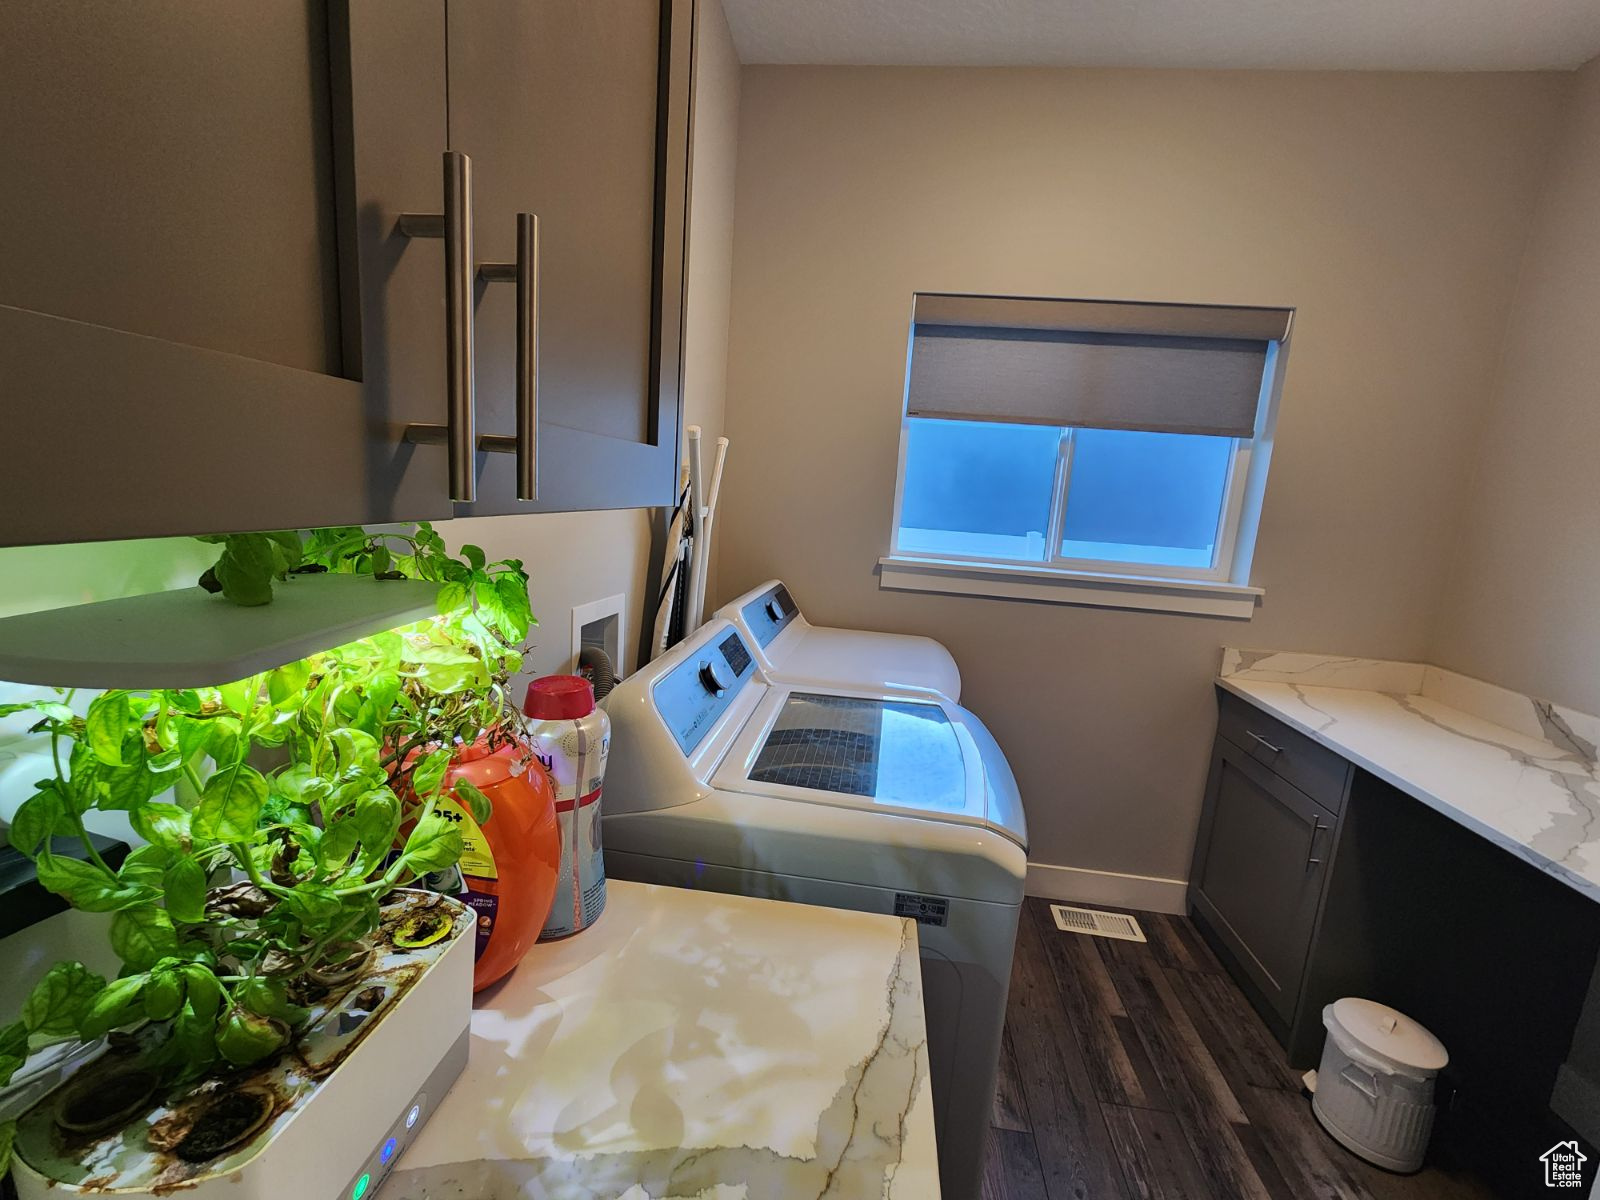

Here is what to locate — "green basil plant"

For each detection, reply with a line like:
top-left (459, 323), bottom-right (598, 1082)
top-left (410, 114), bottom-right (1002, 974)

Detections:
top-left (0, 523), bottom-right (533, 1174)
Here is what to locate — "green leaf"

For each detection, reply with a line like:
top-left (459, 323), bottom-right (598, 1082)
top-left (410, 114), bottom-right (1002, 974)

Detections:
top-left (163, 1000), bottom-right (222, 1084)
top-left (265, 530), bottom-right (304, 573)
top-left (318, 820), bottom-right (360, 872)
top-left (79, 975), bottom-right (147, 1039)
top-left (494, 573), bottom-right (534, 639)
top-left (216, 1009), bottom-right (287, 1066)
top-left (172, 714), bottom-right (211, 764)
top-left (370, 544), bottom-right (393, 576)
top-left (85, 691), bottom-right (131, 766)
top-left (237, 977), bottom-right (308, 1027)
top-left (181, 966), bottom-right (224, 1022)
top-left (142, 968), bottom-right (185, 1021)
top-left (461, 544), bottom-right (486, 571)
top-left (111, 905), bottom-right (179, 969)
top-left (207, 715), bottom-right (243, 766)
top-left (411, 748), bottom-right (453, 799)
top-left (98, 738), bottom-right (155, 810)
top-left (352, 791), bottom-right (402, 873)
top-left (163, 857), bottom-right (209, 924)
top-left (267, 659), bottom-right (312, 705)
top-left (218, 678), bottom-right (255, 716)
top-left (0, 1022), bottom-right (28, 1062)
top-left (130, 802), bottom-right (192, 853)
top-left (36, 853), bottom-right (152, 912)
top-left (21, 963), bottom-right (106, 1037)
top-left (0, 1118), bottom-right (16, 1178)
top-left (330, 727), bottom-right (380, 774)
top-left (412, 660), bottom-right (489, 695)
top-left (214, 534), bottom-right (279, 606)
top-left (0, 1023), bottom-right (27, 1090)
top-left (8, 786), bottom-right (67, 857)
top-left (404, 640), bottom-right (478, 666)
top-left (436, 581), bottom-right (470, 616)
top-left (65, 740), bottom-right (101, 814)
top-left (279, 882), bottom-right (342, 929)
top-left (0, 698), bottom-right (75, 724)
top-left (454, 779), bottom-right (493, 826)
top-left (398, 813), bottom-right (463, 876)
top-left (193, 764), bottom-right (269, 843)
top-left (168, 689), bottom-right (205, 715)
top-left (117, 844), bottom-right (170, 889)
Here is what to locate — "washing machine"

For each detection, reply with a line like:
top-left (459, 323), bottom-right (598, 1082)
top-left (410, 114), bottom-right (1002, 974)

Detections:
top-left (602, 617), bottom-right (1027, 1200)
top-left (716, 579), bottom-right (963, 700)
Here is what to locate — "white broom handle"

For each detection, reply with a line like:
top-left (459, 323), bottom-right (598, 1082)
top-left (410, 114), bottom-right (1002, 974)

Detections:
top-left (684, 426), bottom-right (706, 632)
top-left (690, 437), bottom-right (729, 632)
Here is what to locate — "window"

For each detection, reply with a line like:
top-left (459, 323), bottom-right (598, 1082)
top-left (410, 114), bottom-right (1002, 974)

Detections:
top-left (884, 294), bottom-right (1291, 616)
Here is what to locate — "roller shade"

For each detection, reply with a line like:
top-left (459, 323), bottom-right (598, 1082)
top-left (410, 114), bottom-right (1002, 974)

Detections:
top-left (906, 294), bottom-right (1292, 439)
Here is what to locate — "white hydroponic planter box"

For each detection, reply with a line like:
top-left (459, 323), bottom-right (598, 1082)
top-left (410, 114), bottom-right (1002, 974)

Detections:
top-left (12, 891), bottom-right (473, 1200)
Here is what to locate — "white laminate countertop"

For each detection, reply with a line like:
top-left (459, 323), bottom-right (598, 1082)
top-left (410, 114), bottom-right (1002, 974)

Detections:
top-left (376, 880), bottom-right (937, 1200)
top-left (1219, 649), bottom-right (1600, 903)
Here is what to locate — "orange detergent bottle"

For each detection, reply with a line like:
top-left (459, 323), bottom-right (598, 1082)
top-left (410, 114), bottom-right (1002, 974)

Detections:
top-left (433, 737), bottom-right (561, 991)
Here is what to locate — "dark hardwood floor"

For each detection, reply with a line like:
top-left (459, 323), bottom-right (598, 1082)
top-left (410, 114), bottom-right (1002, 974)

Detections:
top-left (981, 898), bottom-right (1500, 1200)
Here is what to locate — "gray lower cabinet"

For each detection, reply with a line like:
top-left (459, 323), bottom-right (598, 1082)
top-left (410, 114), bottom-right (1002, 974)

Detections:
top-left (0, 0), bottom-right (691, 546)
top-left (1191, 728), bottom-right (1339, 1028)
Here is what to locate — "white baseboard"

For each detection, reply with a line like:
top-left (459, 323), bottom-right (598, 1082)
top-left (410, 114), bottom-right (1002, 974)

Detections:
top-left (1025, 861), bottom-right (1190, 915)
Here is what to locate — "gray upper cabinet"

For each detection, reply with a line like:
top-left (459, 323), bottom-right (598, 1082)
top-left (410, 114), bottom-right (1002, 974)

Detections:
top-left (0, 0), bottom-right (691, 547)
top-left (0, 0), bottom-right (457, 546)
top-left (445, 0), bottom-right (693, 516)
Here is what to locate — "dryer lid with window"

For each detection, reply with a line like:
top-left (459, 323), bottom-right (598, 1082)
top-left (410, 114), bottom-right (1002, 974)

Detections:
top-left (712, 685), bottom-right (1009, 836)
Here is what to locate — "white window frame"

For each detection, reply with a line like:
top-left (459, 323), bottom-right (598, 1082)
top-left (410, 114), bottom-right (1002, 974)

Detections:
top-left (880, 341), bottom-right (1284, 618)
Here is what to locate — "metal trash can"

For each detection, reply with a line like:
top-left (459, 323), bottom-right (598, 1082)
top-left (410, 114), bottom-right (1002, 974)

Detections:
top-left (1312, 997), bottom-right (1448, 1172)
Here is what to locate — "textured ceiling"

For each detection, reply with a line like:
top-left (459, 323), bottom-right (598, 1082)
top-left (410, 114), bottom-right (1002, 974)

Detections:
top-left (722, 0), bottom-right (1600, 71)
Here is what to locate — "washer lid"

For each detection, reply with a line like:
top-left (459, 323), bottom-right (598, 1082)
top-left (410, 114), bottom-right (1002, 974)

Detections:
top-left (1324, 998), bottom-right (1448, 1074)
top-left (713, 688), bottom-right (988, 828)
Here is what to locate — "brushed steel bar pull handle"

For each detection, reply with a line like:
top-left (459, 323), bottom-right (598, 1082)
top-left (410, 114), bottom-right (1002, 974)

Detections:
top-left (1247, 731), bottom-right (1283, 756)
top-left (398, 151), bottom-right (477, 503)
top-left (477, 213), bottom-right (539, 501)
top-left (1306, 819), bottom-right (1327, 868)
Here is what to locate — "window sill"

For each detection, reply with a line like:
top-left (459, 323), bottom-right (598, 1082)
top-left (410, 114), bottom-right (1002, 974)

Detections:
top-left (877, 555), bottom-right (1263, 618)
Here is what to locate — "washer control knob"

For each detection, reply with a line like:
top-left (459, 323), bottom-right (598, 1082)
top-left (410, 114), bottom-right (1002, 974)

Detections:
top-left (699, 659), bottom-right (731, 696)
top-left (765, 598), bottom-right (784, 622)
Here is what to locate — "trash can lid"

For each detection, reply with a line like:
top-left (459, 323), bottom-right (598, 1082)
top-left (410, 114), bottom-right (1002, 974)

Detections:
top-left (1324, 998), bottom-right (1448, 1075)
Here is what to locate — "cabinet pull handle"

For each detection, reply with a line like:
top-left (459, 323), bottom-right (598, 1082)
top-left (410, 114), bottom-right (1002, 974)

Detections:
top-left (1247, 731), bottom-right (1283, 756)
top-left (397, 151), bottom-right (477, 503)
top-left (477, 213), bottom-right (539, 501)
top-left (1306, 819), bottom-right (1327, 868)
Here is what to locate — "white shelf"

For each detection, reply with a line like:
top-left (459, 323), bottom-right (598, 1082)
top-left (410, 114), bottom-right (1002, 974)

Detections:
top-left (0, 574), bottom-right (443, 689)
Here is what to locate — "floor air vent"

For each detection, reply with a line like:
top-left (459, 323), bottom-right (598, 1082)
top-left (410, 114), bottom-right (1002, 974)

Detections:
top-left (1049, 905), bottom-right (1146, 943)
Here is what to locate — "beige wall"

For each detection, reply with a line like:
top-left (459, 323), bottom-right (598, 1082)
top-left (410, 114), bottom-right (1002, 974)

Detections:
top-left (1431, 57), bottom-right (1600, 714)
top-left (716, 66), bottom-right (1566, 889)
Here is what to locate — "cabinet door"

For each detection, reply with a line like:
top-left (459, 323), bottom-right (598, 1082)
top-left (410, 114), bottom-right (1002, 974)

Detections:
top-left (1191, 739), bottom-right (1335, 1024)
top-left (444, 0), bottom-right (692, 515)
top-left (0, 0), bottom-right (454, 546)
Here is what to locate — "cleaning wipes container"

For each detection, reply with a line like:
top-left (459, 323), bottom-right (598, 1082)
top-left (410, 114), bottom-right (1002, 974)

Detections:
top-left (523, 675), bottom-right (610, 939)
top-left (1313, 997), bottom-right (1448, 1173)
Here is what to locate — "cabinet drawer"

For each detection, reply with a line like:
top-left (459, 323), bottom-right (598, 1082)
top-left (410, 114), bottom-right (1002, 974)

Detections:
top-left (1216, 688), bottom-right (1351, 813)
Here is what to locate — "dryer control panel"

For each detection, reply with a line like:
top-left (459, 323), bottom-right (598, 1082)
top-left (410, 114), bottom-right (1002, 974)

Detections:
top-left (740, 583), bottom-right (798, 649)
top-left (654, 627), bottom-right (758, 754)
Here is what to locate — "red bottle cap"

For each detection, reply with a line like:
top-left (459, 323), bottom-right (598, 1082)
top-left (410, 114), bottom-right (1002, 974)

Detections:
top-left (523, 674), bottom-right (595, 720)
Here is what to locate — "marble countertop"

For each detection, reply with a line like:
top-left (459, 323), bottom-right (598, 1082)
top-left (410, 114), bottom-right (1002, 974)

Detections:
top-left (376, 880), bottom-right (937, 1200)
top-left (1219, 649), bottom-right (1600, 903)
